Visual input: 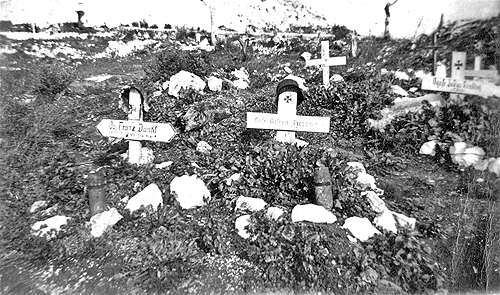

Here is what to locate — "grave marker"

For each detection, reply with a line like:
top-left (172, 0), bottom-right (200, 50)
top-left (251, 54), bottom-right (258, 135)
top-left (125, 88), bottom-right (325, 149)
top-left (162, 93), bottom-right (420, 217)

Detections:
top-left (247, 79), bottom-right (330, 144)
top-left (96, 87), bottom-right (176, 164)
top-left (421, 51), bottom-right (500, 98)
top-left (305, 41), bottom-right (346, 86)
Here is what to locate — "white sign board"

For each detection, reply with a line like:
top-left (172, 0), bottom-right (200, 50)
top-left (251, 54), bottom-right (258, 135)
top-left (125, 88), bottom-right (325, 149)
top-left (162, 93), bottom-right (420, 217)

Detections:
top-left (421, 76), bottom-right (500, 98)
top-left (247, 113), bottom-right (330, 133)
top-left (97, 119), bottom-right (176, 142)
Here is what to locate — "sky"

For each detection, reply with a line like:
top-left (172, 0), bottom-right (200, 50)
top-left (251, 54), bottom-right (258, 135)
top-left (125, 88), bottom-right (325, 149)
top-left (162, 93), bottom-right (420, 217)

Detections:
top-left (0, 0), bottom-right (499, 38)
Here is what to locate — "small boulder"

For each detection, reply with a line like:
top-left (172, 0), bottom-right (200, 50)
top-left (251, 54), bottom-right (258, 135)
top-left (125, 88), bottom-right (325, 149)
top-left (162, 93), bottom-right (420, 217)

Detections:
top-left (208, 76), bottom-right (223, 92)
top-left (391, 85), bottom-right (409, 97)
top-left (155, 161), bottom-right (173, 169)
top-left (291, 204), bottom-right (337, 224)
top-left (168, 70), bottom-right (206, 98)
top-left (301, 52), bottom-right (312, 61)
top-left (347, 162), bottom-right (366, 174)
top-left (374, 209), bottom-right (397, 233)
top-left (233, 79), bottom-right (249, 89)
top-left (393, 212), bottom-right (416, 229)
top-left (343, 217), bottom-right (381, 242)
top-left (30, 200), bottom-right (49, 213)
top-left (196, 141), bottom-right (213, 154)
top-left (170, 175), bottom-right (211, 209)
top-left (394, 71), bottom-right (410, 80)
top-left (32, 215), bottom-right (71, 239)
top-left (419, 140), bottom-right (438, 156)
top-left (225, 173), bottom-right (241, 185)
top-left (235, 196), bottom-right (267, 212)
top-left (125, 183), bottom-right (163, 213)
top-left (450, 143), bottom-right (485, 167)
top-left (362, 191), bottom-right (388, 214)
top-left (235, 215), bottom-right (252, 239)
top-left (356, 172), bottom-right (377, 190)
top-left (89, 208), bottom-right (123, 238)
top-left (330, 74), bottom-right (344, 82)
top-left (488, 158), bottom-right (500, 176)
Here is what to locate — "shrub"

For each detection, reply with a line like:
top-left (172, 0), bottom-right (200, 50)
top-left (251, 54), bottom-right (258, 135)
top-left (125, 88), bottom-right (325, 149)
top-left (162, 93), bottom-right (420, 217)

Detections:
top-left (33, 63), bottom-right (76, 100)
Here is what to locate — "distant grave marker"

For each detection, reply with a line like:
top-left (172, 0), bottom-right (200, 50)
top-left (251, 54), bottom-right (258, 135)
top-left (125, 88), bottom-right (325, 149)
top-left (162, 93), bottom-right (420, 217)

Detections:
top-left (247, 79), bottom-right (330, 144)
top-left (305, 40), bottom-right (346, 86)
top-left (421, 51), bottom-right (500, 98)
top-left (96, 87), bottom-right (176, 164)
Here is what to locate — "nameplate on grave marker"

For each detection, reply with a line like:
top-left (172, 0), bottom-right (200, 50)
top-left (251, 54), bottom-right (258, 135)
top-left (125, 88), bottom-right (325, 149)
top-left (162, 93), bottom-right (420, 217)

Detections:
top-left (247, 112), bottom-right (330, 133)
top-left (97, 119), bottom-right (176, 142)
top-left (421, 76), bottom-right (500, 97)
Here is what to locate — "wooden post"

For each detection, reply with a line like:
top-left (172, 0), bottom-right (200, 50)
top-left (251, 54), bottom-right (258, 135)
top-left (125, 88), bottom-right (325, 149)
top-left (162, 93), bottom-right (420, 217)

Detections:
top-left (128, 88), bottom-right (143, 164)
top-left (351, 32), bottom-right (357, 58)
top-left (473, 56), bottom-right (481, 81)
top-left (275, 91), bottom-right (298, 143)
top-left (210, 4), bottom-right (216, 46)
top-left (451, 51), bottom-right (466, 101)
top-left (305, 41), bottom-right (347, 87)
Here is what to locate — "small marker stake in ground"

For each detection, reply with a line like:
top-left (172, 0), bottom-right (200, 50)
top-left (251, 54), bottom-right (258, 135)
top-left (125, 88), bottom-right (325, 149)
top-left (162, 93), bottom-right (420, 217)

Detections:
top-left (305, 40), bottom-right (346, 86)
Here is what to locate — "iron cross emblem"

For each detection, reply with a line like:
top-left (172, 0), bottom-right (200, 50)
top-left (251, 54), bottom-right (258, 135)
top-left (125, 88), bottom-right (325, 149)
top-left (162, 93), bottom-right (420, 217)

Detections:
top-left (284, 94), bottom-right (292, 103)
top-left (454, 60), bottom-right (463, 70)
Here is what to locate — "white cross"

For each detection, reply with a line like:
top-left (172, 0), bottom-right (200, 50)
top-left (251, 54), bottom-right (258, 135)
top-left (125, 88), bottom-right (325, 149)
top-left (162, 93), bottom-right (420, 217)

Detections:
top-left (306, 40), bottom-right (346, 86)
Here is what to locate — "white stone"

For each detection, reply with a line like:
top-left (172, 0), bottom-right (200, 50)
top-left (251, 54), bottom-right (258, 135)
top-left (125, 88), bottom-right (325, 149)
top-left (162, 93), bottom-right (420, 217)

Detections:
top-left (356, 172), bottom-right (377, 189)
top-left (170, 175), bottom-right (211, 209)
top-left (343, 217), bottom-right (381, 242)
top-left (284, 74), bottom-right (308, 91)
top-left (419, 140), bottom-right (438, 156)
top-left (32, 215), bottom-right (71, 239)
top-left (207, 76), bottom-right (223, 92)
top-left (85, 75), bottom-right (113, 82)
top-left (409, 87), bottom-right (419, 93)
top-left (162, 80), bottom-right (170, 91)
top-left (347, 162), bottom-right (366, 174)
top-left (232, 67), bottom-right (249, 81)
top-left (155, 161), bottom-right (173, 169)
top-left (392, 212), bottom-right (416, 229)
top-left (293, 138), bottom-right (309, 147)
top-left (266, 207), bottom-right (284, 220)
top-left (235, 196), bottom-right (267, 212)
top-left (394, 71), bottom-right (410, 80)
top-left (362, 190), bottom-right (388, 214)
top-left (330, 74), bottom-right (344, 82)
top-left (391, 85), bottom-right (409, 97)
top-left (233, 79), bottom-right (249, 89)
top-left (89, 208), bottom-right (123, 238)
top-left (125, 183), bottom-right (163, 213)
top-left (414, 70), bottom-right (427, 79)
top-left (488, 158), bottom-right (500, 176)
top-left (291, 204), bottom-right (337, 224)
top-left (152, 90), bottom-right (162, 97)
top-left (284, 66), bottom-right (292, 74)
top-left (196, 141), bottom-right (213, 154)
top-left (374, 210), bottom-right (397, 233)
top-left (225, 173), bottom-right (241, 185)
top-left (301, 52), bottom-right (312, 61)
top-left (381, 68), bottom-right (388, 74)
top-left (168, 70), bottom-right (206, 98)
top-left (450, 143), bottom-right (485, 167)
top-left (30, 200), bottom-right (49, 213)
top-left (235, 215), bottom-right (251, 239)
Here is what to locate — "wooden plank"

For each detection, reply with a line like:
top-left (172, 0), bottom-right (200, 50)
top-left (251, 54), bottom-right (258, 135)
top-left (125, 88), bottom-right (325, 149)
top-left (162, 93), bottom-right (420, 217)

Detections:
top-left (464, 69), bottom-right (499, 79)
top-left (275, 91), bottom-right (297, 143)
top-left (305, 56), bottom-right (347, 67)
top-left (247, 112), bottom-right (330, 133)
top-left (421, 76), bottom-right (500, 98)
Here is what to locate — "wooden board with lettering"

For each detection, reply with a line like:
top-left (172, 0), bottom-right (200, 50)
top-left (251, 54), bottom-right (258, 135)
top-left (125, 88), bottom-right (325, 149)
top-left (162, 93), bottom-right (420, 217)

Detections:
top-left (421, 76), bottom-right (500, 98)
top-left (97, 119), bottom-right (176, 142)
top-left (247, 112), bottom-right (330, 133)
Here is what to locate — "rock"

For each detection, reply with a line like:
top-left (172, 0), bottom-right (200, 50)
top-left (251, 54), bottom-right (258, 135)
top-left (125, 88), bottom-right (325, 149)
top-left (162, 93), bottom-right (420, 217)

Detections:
top-left (196, 141), bottom-right (213, 154)
top-left (168, 70), bottom-right (206, 98)
top-left (293, 138), bottom-right (309, 147)
top-left (301, 52), bottom-right (312, 61)
top-left (30, 200), bottom-right (49, 213)
top-left (409, 87), bottom-right (418, 93)
top-left (381, 68), bottom-right (389, 74)
top-left (343, 217), bottom-right (381, 242)
top-left (291, 204), bottom-right (337, 224)
top-left (155, 161), bottom-right (173, 169)
top-left (125, 183), bottom-right (163, 213)
top-left (42, 204), bottom-right (59, 216)
top-left (391, 85), bottom-right (409, 96)
top-left (330, 74), bottom-right (344, 82)
top-left (32, 215), bottom-right (71, 239)
top-left (232, 67), bottom-right (249, 81)
top-left (362, 191), bottom-right (388, 214)
top-left (394, 71), bottom-right (410, 80)
top-left (235, 196), bottom-right (267, 212)
top-left (474, 157), bottom-right (494, 171)
top-left (266, 207), bottom-right (284, 220)
top-left (85, 74), bottom-right (113, 82)
top-left (181, 99), bottom-right (233, 132)
top-left (347, 162), bottom-right (367, 174)
top-left (393, 212), bottom-right (416, 229)
top-left (153, 90), bottom-right (162, 97)
top-left (235, 215), bottom-right (251, 239)
top-left (356, 172), bottom-right (377, 190)
top-left (374, 209), bottom-right (397, 233)
top-left (450, 143), bottom-right (485, 167)
top-left (225, 173), bottom-right (241, 185)
top-left (284, 66), bottom-right (293, 74)
top-left (89, 208), bottom-right (123, 238)
top-left (170, 175), bottom-right (211, 209)
top-left (488, 158), bottom-right (500, 176)
top-left (233, 79), bottom-right (249, 89)
top-left (419, 140), bottom-right (438, 156)
top-left (208, 76), bottom-right (223, 92)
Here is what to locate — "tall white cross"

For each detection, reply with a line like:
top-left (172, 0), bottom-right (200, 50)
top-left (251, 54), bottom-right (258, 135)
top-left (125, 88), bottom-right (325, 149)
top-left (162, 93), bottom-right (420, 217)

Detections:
top-left (306, 40), bottom-right (346, 86)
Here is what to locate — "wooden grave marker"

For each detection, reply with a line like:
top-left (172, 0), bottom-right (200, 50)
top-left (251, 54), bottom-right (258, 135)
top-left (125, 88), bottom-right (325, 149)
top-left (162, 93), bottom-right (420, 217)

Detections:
top-left (97, 87), bottom-right (176, 164)
top-left (247, 79), bottom-right (330, 144)
top-left (421, 51), bottom-right (500, 99)
top-left (305, 40), bottom-right (346, 86)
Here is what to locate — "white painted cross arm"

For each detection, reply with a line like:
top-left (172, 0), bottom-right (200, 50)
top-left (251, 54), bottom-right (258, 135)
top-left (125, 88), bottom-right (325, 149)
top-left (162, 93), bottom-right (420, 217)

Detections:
top-left (306, 56), bottom-right (347, 67)
top-left (97, 119), bottom-right (176, 142)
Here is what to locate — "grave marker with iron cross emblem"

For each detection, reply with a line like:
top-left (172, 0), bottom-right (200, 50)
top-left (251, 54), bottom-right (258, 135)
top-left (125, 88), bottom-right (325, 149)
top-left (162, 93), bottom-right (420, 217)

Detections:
top-left (306, 40), bottom-right (346, 86)
top-left (450, 51), bottom-right (466, 101)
